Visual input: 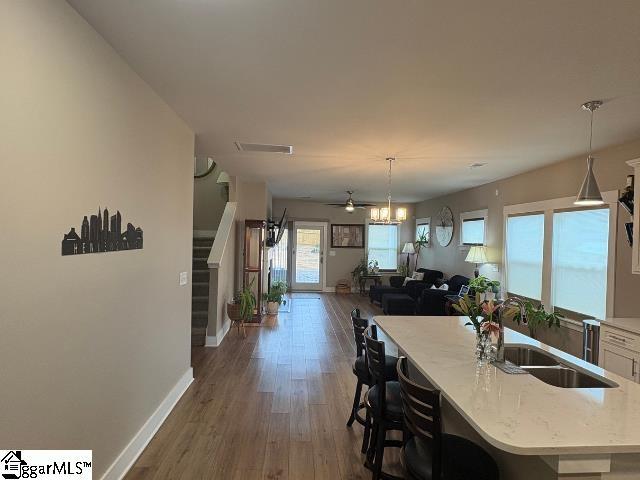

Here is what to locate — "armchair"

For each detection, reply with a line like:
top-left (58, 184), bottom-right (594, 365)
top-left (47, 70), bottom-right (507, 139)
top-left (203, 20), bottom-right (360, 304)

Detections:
top-left (416, 275), bottom-right (470, 316)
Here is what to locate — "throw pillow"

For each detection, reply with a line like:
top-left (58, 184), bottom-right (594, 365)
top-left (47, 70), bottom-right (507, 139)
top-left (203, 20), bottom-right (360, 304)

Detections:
top-left (411, 271), bottom-right (425, 281)
top-left (402, 276), bottom-right (413, 286)
top-left (438, 284), bottom-right (449, 291)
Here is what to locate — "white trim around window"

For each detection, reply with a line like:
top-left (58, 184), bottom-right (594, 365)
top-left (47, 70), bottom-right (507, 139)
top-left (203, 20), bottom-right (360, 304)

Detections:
top-left (502, 191), bottom-right (618, 320)
top-left (365, 220), bottom-right (401, 272)
top-left (459, 209), bottom-right (488, 248)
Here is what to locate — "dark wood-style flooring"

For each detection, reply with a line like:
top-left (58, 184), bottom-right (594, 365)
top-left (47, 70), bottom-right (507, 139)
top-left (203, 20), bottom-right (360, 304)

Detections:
top-left (125, 293), bottom-right (402, 480)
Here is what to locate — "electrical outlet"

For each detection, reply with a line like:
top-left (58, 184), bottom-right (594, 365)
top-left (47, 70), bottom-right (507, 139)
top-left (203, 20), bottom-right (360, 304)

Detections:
top-left (179, 271), bottom-right (188, 286)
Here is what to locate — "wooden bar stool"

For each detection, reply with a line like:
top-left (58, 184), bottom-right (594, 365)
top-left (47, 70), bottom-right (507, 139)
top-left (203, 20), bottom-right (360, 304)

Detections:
top-left (364, 324), bottom-right (403, 480)
top-left (396, 356), bottom-right (500, 480)
top-left (347, 309), bottom-right (398, 455)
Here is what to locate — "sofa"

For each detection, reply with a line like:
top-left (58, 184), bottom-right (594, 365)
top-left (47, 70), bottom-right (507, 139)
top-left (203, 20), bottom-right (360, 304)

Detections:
top-left (369, 268), bottom-right (444, 305)
top-left (416, 275), bottom-right (470, 316)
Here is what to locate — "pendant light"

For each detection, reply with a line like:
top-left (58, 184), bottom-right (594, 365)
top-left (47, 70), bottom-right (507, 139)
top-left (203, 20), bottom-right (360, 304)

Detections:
top-left (575, 100), bottom-right (604, 206)
top-left (370, 158), bottom-right (407, 224)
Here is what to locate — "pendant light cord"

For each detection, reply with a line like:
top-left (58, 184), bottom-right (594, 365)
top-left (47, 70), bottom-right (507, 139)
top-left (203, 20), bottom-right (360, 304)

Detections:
top-left (387, 158), bottom-right (392, 222)
top-left (589, 107), bottom-right (594, 157)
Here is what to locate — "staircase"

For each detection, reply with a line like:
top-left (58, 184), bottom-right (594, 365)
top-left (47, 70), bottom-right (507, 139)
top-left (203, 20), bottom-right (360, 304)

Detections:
top-left (192, 236), bottom-right (214, 346)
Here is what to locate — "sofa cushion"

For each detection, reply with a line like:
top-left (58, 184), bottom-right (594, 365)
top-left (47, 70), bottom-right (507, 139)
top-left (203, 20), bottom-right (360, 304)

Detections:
top-left (416, 268), bottom-right (444, 285)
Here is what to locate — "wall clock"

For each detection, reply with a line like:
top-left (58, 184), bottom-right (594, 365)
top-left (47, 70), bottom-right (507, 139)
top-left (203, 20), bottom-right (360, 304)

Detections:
top-left (435, 206), bottom-right (454, 247)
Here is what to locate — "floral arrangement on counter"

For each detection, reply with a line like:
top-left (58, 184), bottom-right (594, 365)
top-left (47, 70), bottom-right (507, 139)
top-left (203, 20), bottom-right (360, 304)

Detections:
top-left (453, 294), bottom-right (516, 363)
top-left (453, 293), bottom-right (561, 363)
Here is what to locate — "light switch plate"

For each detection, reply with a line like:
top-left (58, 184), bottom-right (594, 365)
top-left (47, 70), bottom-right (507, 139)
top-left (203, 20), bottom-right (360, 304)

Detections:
top-left (329, 250), bottom-right (336, 257)
top-left (179, 271), bottom-right (188, 286)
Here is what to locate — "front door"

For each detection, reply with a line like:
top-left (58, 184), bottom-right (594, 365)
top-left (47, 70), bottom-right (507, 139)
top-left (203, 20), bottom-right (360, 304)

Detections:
top-left (291, 222), bottom-right (326, 291)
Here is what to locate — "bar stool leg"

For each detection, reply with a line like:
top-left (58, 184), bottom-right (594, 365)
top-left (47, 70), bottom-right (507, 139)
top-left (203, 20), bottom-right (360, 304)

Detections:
top-left (347, 379), bottom-right (363, 427)
top-left (372, 420), bottom-right (386, 480)
top-left (362, 409), bottom-right (372, 454)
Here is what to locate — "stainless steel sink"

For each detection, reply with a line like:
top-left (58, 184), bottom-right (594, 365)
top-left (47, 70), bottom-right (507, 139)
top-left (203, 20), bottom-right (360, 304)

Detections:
top-left (501, 344), bottom-right (618, 388)
top-left (503, 345), bottom-right (559, 367)
top-left (523, 366), bottom-right (617, 389)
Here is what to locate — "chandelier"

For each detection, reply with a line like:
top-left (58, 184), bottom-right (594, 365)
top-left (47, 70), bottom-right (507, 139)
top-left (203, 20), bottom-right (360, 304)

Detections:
top-left (370, 157), bottom-right (407, 224)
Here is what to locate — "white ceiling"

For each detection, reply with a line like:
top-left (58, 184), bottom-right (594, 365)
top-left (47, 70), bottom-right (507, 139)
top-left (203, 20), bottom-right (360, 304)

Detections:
top-left (68, 0), bottom-right (640, 203)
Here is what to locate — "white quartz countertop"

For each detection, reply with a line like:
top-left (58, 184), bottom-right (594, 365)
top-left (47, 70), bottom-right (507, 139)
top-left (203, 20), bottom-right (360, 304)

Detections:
top-left (601, 317), bottom-right (640, 336)
top-left (374, 315), bottom-right (640, 456)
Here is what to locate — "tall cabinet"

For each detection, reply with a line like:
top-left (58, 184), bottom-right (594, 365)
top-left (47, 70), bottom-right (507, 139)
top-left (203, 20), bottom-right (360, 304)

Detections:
top-left (627, 158), bottom-right (640, 274)
top-left (243, 220), bottom-right (265, 321)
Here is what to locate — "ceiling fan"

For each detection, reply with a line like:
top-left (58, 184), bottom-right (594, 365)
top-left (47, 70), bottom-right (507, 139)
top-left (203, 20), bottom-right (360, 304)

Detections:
top-left (326, 191), bottom-right (376, 213)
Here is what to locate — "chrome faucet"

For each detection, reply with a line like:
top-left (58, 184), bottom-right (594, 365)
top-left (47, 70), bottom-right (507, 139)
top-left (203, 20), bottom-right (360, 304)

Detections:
top-left (496, 296), bottom-right (527, 362)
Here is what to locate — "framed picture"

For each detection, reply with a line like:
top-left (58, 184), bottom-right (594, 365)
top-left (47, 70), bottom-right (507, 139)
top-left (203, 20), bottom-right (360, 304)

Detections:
top-left (331, 224), bottom-right (364, 248)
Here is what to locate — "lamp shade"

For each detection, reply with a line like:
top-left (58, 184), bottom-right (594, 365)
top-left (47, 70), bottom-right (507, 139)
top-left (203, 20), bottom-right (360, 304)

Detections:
top-left (465, 245), bottom-right (488, 264)
top-left (575, 156), bottom-right (604, 206)
top-left (402, 242), bottom-right (415, 254)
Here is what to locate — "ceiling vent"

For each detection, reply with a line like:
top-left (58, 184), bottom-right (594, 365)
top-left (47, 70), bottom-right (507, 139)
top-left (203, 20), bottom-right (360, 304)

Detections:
top-left (235, 142), bottom-right (293, 154)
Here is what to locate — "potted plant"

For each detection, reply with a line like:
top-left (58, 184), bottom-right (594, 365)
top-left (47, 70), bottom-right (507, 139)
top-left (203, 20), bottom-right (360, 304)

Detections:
top-left (397, 264), bottom-right (409, 278)
top-left (351, 258), bottom-right (368, 288)
top-left (227, 279), bottom-right (257, 336)
top-left (368, 259), bottom-right (379, 274)
top-left (485, 279), bottom-right (500, 301)
top-left (510, 300), bottom-right (561, 339)
top-left (468, 276), bottom-right (489, 301)
top-left (263, 281), bottom-right (287, 315)
top-left (414, 230), bottom-right (429, 270)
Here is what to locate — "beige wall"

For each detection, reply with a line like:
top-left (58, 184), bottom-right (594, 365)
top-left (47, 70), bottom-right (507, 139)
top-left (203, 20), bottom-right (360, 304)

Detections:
top-left (415, 138), bottom-right (640, 351)
top-left (0, 1), bottom-right (193, 477)
top-left (272, 199), bottom-right (415, 288)
top-left (193, 164), bottom-right (227, 232)
top-left (229, 177), bottom-right (269, 291)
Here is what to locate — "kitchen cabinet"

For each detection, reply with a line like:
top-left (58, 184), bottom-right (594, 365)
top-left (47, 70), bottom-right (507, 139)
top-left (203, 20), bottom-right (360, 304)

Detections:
top-left (600, 341), bottom-right (639, 382)
top-left (626, 158), bottom-right (640, 274)
top-left (599, 322), bottom-right (640, 382)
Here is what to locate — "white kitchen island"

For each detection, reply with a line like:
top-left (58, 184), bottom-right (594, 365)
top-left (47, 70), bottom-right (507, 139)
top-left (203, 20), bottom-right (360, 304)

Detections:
top-left (374, 315), bottom-right (640, 479)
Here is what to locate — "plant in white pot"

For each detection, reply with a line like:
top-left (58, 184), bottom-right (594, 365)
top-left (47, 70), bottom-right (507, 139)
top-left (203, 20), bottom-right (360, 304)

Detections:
top-left (263, 281), bottom-right (287, 315)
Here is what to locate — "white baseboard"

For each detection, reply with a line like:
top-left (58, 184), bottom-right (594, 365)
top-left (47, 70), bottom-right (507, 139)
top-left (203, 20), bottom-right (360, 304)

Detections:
top-left (100, 367), bottom-right (194, 480)
top-left (193, 229), bottom-right (217, 238)
top-left (205, 319), bottom-right (231, 347)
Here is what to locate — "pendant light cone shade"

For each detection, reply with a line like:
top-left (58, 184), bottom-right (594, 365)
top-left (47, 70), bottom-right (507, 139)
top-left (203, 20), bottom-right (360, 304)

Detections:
top-left (575, 156), bottom-right (604, 206)
top-left (575, 100), bottom-right (604, 206)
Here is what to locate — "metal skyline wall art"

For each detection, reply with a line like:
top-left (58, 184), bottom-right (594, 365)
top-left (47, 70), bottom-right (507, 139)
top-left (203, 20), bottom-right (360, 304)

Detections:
top-left (61, 207), bottom-right (143, 256)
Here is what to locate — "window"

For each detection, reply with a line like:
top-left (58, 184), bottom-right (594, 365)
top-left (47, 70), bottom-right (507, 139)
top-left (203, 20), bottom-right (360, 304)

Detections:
top-left (367, 224), bottom-right (398, 271)
top-left (503, 193), bottom-right (617, 320)
top-left (460, 209), bottom-right (488, 246)
top-left (552, 209), bottom-right (609, 319)
top-left (505, 214), bottom-right (544, 300)
top-left (416, 217), bottom-right (430, 245)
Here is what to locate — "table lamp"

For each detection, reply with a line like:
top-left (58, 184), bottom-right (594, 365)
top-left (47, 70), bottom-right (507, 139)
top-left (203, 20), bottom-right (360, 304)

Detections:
top-left (402, 242), bottom-right (415, 272)
top-left (465, 245), bottom-right (488, 278)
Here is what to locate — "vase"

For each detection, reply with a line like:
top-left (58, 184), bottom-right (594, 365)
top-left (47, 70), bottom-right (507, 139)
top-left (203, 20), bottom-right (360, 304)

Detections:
top-left (475, 333), bottom-right (492, 364)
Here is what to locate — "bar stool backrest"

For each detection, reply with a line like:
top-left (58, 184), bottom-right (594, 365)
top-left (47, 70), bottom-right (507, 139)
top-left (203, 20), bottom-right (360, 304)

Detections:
top-left (397, 356), bottom-right (443, 479)
top-left (364, 325), bottom-right (386, 416)
top-left (351, 308), bottom-right (368, 358)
